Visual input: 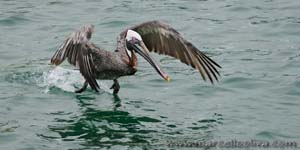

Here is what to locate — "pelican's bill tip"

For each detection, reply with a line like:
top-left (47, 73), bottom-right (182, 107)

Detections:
top-left (166, 76), bottom-right (171, 82)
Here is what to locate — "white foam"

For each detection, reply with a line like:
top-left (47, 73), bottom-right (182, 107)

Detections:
top-left (39, 66), bottom-right (83, 93)
top-left (38, 66), bottom-right (111, 93)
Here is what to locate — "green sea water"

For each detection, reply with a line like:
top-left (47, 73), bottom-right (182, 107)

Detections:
top-left (0, 0), bottom-right (300, 149)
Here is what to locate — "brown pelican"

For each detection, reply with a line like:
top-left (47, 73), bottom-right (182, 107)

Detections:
top-left (51, 21), bottom-right (221, 94)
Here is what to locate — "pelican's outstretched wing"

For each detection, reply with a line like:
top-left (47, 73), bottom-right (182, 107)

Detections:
top-left (130, 20), bottom-right (221, 83)
top-left (51, 25), bottom-right (100, 92)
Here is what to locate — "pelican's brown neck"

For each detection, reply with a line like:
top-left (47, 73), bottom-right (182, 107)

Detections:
top-left (129, 51), bottom-right (138, 69)
top-left (121, 51), bottom-right (138, 70)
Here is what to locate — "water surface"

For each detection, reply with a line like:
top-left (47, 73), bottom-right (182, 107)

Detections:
top-left (0, 0), bottom-right (300, 149)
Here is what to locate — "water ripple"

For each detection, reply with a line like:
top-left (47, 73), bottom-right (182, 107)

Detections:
top-left (0, 15), bottom-right (31, 26)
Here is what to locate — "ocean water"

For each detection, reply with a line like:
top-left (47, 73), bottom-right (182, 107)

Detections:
top-left (0, 0), bottom-right (300, 149)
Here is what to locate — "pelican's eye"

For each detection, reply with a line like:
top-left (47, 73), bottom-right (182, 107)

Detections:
top-left (130, 37), bottom-right (141, 44)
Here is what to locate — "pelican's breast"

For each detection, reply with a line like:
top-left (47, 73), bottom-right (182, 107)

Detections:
top-left (92, 51), bottom-right (137, 79)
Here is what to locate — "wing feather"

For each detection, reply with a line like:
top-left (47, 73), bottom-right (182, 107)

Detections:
top-left (50, 25), bottom-right (100, 92)
top-left (130, 20), bottom-right (221, 83)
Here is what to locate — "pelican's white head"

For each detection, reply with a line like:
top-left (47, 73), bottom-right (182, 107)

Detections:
top-left (126, 30), bottom-right (142, 42)
top-left (125, 30), bottom-right (142, 58)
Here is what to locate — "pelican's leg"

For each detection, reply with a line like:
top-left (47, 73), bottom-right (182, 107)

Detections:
top-left (75, 80), bottom-right (88, 93)
top-left (110, 79), bottom-right (120, 95)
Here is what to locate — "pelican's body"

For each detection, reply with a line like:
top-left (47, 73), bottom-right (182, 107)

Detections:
top-left (88, 47), bottom-right (137, 80)
top-left (51, 21), bottom-right (221, 94)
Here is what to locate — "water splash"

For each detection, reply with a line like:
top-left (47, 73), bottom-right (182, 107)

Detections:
top-left (3, 59), bottom-right (112, 94)
top-left (39, 66), bottom-right (84, 93)
top-left (39, 66), bottom-right (111, 93)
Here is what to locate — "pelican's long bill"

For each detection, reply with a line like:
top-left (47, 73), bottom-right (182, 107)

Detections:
top-left (132, 42), bottom-right (170, 82)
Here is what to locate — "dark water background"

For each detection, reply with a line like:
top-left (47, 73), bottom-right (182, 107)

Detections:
top-left (0, 0), bottom-right (300, 149)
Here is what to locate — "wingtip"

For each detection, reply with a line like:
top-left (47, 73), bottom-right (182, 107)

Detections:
top-left (50, 58), bottom-right (61, 66)
top-left (217, 64), bottom-right (222, 69)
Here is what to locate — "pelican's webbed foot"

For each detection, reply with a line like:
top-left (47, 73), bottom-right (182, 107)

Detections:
top-left (75, 81), bottom-right (88, 93)
top-left (110, 79), bottom-right (120, 95)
